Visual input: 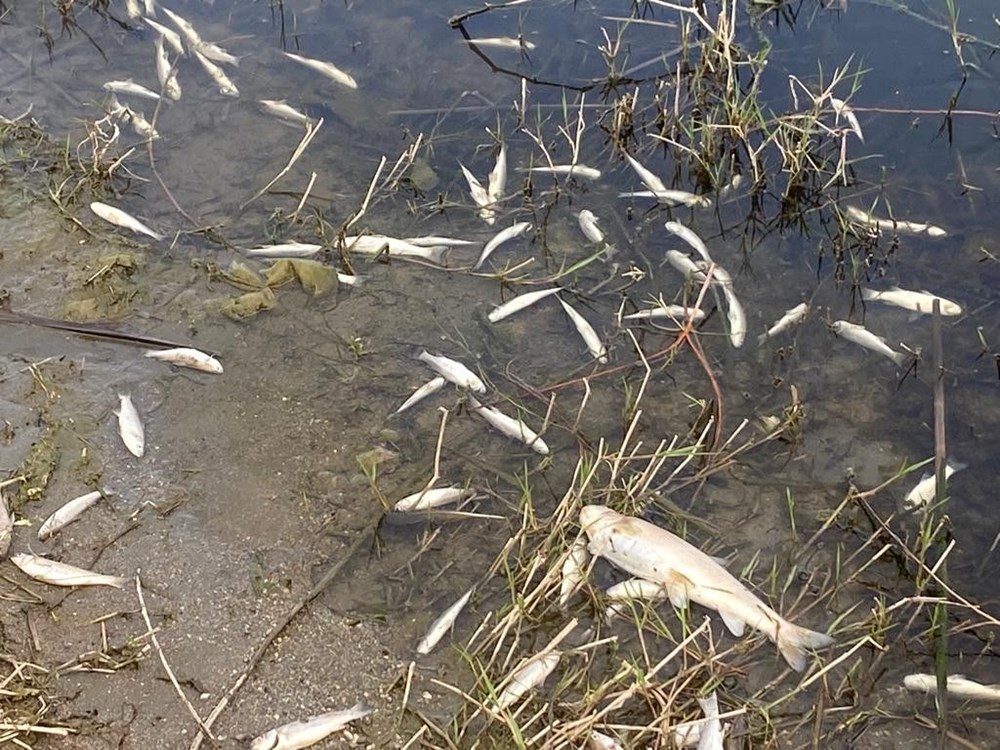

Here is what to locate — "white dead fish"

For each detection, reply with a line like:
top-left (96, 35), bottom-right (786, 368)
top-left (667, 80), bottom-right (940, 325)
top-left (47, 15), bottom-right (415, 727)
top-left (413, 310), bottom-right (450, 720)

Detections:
top-left (160, 7), bottom-right (201, 45)
top-left (337, 272), bottom-right (362, 286)
top-left (394, 486), bottom-right (475, 512)
top-left (154, 36), bottom-right (181, 101)
top-left (903, 460), bottom-right (965, 510)
top-left (122, 105), bottom-right (160, 141)
top-left (475, 221), bottom-right (531, 269)
top-left (11, 553), bottom-right (126, 588)
top-left (619, 189), bottom-right (711, 208)
top-left (720, 285), bottom-right (746, 348)
top-left (344, 235), bottom-right (446, 264)
top-left (488, 287), bottom-right (562, 324)
top-left (577, 210), bottom-right (605, 244)
top-left (249, 702), bottom-right (372, 750)
top-left (416, 350), bottom-right (486, 393)
top-left (580, 505), bottom-right (834, 671)
top-left (144, 17), bottom-right (184, 56)
top-left (604, 578), bottom-right (669, 622)
top-left (490, 650), bottom-right (561, 711)
top-left (904, 674), bottom-right (1000, 702)
top-left (416, 588), bottom-right (474, 655)
top-left (624, 152), bottom-right (668, 194)
top-left (125, 0), bottom-right (142, 19)
top-left (665, 250), bottom-right (727, 287)
top-left (467, 396), bottom-right (548, 455)
top-left (487, 143), bottom-right (507, 205)
top-left (103, 79), bottom-right (161, 101)
top-left (0, 492), bottom-right (12, 558)
top-left (37, 490), bottom-right (103, 541)
top-left (193, 49), bottom-right (239, 97)
top-left (142, 0), bottom-right (156, 17)
top-left (282, 51), bottom-right (357, 90)
top-left (467, 37), bottom-right (536, 50)
top-left (558, 537), bottom-right (590, 608)
top-left (587, 731), bottom-right (624, 750)
top-left (196, 40), bottom-right (239, 67)
top-left (115, 393), bottom-right (145, 458)
top-left (861, 287), bottom-right (962, 316)
top-left (144, 347), bottom-right (223, 374)
top-left (394, 376), bottom-right (446, 415)
top-left (844, 205), bottom-right (946, 238)
top-left (403, 235), bottom-right (475, 248)
top-left (244, 243), bottom-right (322, 258)
top-left (696, 692), bottom-right (724, 750)
top-left (529, 164), bottom-right (601, 181)
top-left (830, 97), bottom-right (863, 142)
top-left (558, 298), bottom-right (608, 363)
top-left (458, 161), bottom-right (496, 226)
top-left (831, 320), bottom-right (908, 367)
top-left (758, 303), bottom-right (809, 345)
top-left (90, 202), bottom-right (164, 241)
top-left (623, 305), bottom-right (705, 324)
top-left (259, 99), bottom-right (312, 127)
top-left (664, 221), bottom-right (712, 263)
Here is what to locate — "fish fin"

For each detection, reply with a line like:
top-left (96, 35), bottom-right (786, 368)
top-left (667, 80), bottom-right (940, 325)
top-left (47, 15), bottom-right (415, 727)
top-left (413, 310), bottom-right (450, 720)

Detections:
top-left (776, 621), bottom-right (834, 672)
top-left (718, 608), bottom-right (746, 637)
top-left (892, 350), bottom-right (910, 368)
top-left (665, 571), bottom-right (693, 608)
top-left (946, 460), bottom-right (968, 474)
top-left (756, 332), bottom-right (768, 347)
top-left (421, 245), bottom-right (448, 266)
top-left (108, 575), bottom-right (128, 589)
top-left (709, 554), bottom-right (731, 568)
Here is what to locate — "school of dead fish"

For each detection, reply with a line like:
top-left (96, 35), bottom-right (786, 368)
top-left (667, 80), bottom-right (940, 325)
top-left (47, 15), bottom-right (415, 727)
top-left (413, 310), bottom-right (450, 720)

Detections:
top-left (1, 2), bottom-right (977, 747)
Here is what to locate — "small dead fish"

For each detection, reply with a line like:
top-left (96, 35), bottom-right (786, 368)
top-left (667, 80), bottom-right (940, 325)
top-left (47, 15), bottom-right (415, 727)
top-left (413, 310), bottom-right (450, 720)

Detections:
top-left (577, 210), bottom-right (605, 244)
top-left (664, 221), bottom-right (712, 263)
top-left (123, 106), bottom-right (160, 141)
top-left (903, 460), bottom-right (965, 509)
top-left (403, 235), bottom-right (475, 248)
top-left (488, 287), bottom-right (562, 323)
top-left (587, 731), bottom-right (624, 750)
top-left (416, 350), bottom-right (486, 393)
top-left (283, 51), bottom-right (358, 89)
top-left (259, 99), bottom-right (313, 127)
top-left (458, 161), bottom-right (496, 225)
top-left (115, 393), bottom-right (145, 458)
top-left (490, 650), bottom-right (561, 711)
top-left (620, 189), bottom-right (712, 208)
top-left (104, 79), bottom-right (161, 101)
top-left (861, 287), bottom-right (962, 316)
top-left (344, 235), bottom-right (446, 264)
top-left (193, 49), bottom-right (239, 97)
top-left (11, 553), bottom-right (126, 588)
top-left (623, 305), bottom-right (705, 324)
top-left (37, 490), bottom-right (103, 541)
top-left (487, 143), bottom-right (507, 205)
top-left (845, 205), bottom-right (946, 238)
top-left (144, 17), bottom-right (184, 56)
top-left (394, 376), bottom-right (446, 415)
top-left (154, 36), bottom-right (181, 101)
top-left (394, 486), bottom-right (475, 512)
top-left (558, 298), bottom-right (608, 363)
top-left (196, 40), bottom-right (239, 67)
top-left (666, 250), bottom-right (727, 287)
top-left (144, 347), bottom-right (223, 374)
top-left (416, 588), bottom-right (474, 654)
top-left (0, 492), bottom-right (12, 558)
top-left (529, 164), bottom-right (601, 181)
top-left (904, 674), bottom-right (1000, 701)
top-left (90, 202), bottom-right (164, 241)
top-left (244, 243), bottom-right (322, 258)
top-left (475, 221), bottom-right (531, 269)
top-left (830, 97), bottom-right (863, 142)
top-left (249, 702), bottom-right (372, 750)
top-left (558, 537), bottom-right (590, 608)
top-left (624, 152), bottom-right (668, 194)
top-left (160, 7), bottom-right (202, 48)
top-left (466, 37), bottom-right (536, 50)
top-left (721, 286), bottom-right (746, 348)
top-left (467, 396), bottom-right (548, 455)
top-left (758, 303), bottom-right (809, 345)
top-left (696, 692), bottom-right (724, 750)
top-left (831, 320), bottom-right (908, 367)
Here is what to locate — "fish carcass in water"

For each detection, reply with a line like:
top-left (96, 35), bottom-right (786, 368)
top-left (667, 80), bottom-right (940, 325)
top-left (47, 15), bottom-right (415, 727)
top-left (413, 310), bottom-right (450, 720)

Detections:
top-left (144, 17), bottom-right (185, 56)
top-left (623, 305), bottom-right (705, 325)
top-left (475, 221), bottom-right (531, 269)
top-left (0, 492), bottom-right (12, 558)
top-left (903, 460), bottom-right (965, 510)
top-left (393, 376), bottom-right (446, 415)
top-left (153, 36), bottom-right (181, 101)
top-left (90, 202), bottom-right (165, 241)
top-left (558, 536), bottom-right (591, 608)
top-left (487, 287), bottom-right (562, 323)
top-left (11, 553), bottom-right (127, 588)
top-left (861, 287), bottom-right (962, 316)
top-left (530, 164), bottom-right (602, 181)
top-left (103, 79), bottom-right (162, 101)
top-left (830, 320), bottom-right (909, 367)
top-left (37, 490), bottom-right (103, 541)
top-left (467, 396), bottom-right (548, 455)
top-left (844, 205), bottom-right (946, 238)
top-left (416, 587), bottom-right (474, 654)
top-left (115, 393), bottom-right (145, 457)
top-left (244, 242), bottom-right (322, 258)
top-left (394, 486), bottom-right (475, 512)
top-left (259, 99), bottom-right (313, 127)
top-left (144, 347), bottom-right (223, 374)
top-left (558, 298), bottom-right (608, 363)
top-left (488, 650), bottom-right (561, 712)
top-left (577, 210), bottom-right (605, 244)
top-left (282, 51), bottom-right (358, 89)
top-left (758, 303), bottom-right (809, 345)
top-left (344, 235), bottom-right (446, 264)
top-left (415, 350), bottom-right (486, 393)
top-left (580, 505), bottom-right (834, 671)
top-left (249, 702), bottom-right (372, 750)
top-left (193, 49), bottom-right (239, 97)
top-left (458, 146), bottom-right (506, 226)
top-left (904, 674), bottom-right (1000, 702)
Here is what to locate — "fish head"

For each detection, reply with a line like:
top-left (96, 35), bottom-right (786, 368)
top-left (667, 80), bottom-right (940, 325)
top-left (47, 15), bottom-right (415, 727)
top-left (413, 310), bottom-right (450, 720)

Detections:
top-left (249, 730), bottom-right (279, 750)
top-left (579, 505), bottom-right (621, 549)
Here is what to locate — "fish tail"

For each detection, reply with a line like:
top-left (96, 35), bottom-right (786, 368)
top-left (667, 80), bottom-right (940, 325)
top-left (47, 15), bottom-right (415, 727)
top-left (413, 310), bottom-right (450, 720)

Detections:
top-left (892, 350), bottom-right (910, 368)
top-left (756, 332), bottom-right (768, 347)
top-left (776, 621), bottom-right (834, 672)
top-left (860, 287), bottom-right (877, 302)
top-left (108, 575), bottom-right (129, 589)
top-left (423, 245), bottom-right (448, 266)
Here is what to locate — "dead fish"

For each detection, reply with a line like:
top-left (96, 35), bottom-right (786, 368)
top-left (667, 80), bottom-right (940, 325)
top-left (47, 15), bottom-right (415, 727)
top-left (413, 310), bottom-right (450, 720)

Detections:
top-left (403, 235), bottom-right (475, 248)
top-left (90, 202), bottom-right (164, 241)
top-left (467, 396), bottom-right (548, 455)
top-left (475, 221), bottom-right (531, 269)
top-left (344, 235), bottom-right (446, 264)
top-left (282, 51), bottom-right (357, 89)
top-left (154, 36), bottom-right (181, 101)
top-left (249, 702), bottom-right (372, 750)
top-left (664, 221), bottom-right (712, 263)
top-left (143, 0), bottom-right (156, 17)
top-left (695, 692), bottom-right (724, 750)
top-left (904, 674), bottom-right (1000, 701)
top-left (903, 460), bottom-right (965, 510)
top-left (558, 298), bottom-right (608, 363)
top-left (394, 376), bottom-right (446, 415)
top-left (580, 505), bottom-right (834, 671)
top-left (861, 287), bottom-right (962, 316)
top-left (830, 97), bottom-right (863, 141)
top-left (831, 320), bottom-right (908, 367)
top-left (336, 272), bottom-right (363, 286)
top-left (619, 189), bottom-right (711, 208)
top-left (720, 285), bottom-right (746, 348)
top-left (845, 205), bottom-right (946, 238)
top-left (394, 486), bottom-right (475, 512)
top-left (11, 553), bottom-right (126, 588)
top-left (195, 40), bottom-right (239, 67)
top-left (623, 305), bottom-right (705, 324)
top-left (666, 251), bottom-right (730, 288)
top-left (604, 578), bottom-right (669, 622)
top-left (0, 492), bottom-right (12, 558)
top-left (416, 350), bottom-right (486, 393)
top-left (103, 79), bottom-right (161, 101)
top-left (125, 0), bottom-right (141, 19)
top-left (487, 143), bottom-right (507, 205)
top-left (558, 537), bottom-right (590, 608)
top-left (159, 6), bottom-right (202, 48)
top-left (115, 393), bottom-right (145, 458)
top-left (122, 105), bottom-right (160, 141)
top-left (144, 17), bottom-right (184, 56)
top-left (144, 347), bottom-right (223, 374)
top-left (244, 243), bottom-right (322, 258)
top-left (458, 161), bottom-right (496, 225)
top-left (529, 164), bottom-right (601, 181)
top-left (488, 287), bottom-right (561, 323)
top-left (587, 731), bottom-right (624, 750)
top-left (466, 37), bottom-right (536, 50)
top-left (577, 210), bottom-right (605, 244)
top-left (624, 152), bottom-right (668, 194)
top-left (193, 49), bottom-right (239, 97)
top-left (259, 99), bottom-right (313, 127)
top-left (416, 587), bottom-right (474, 654)
top-left (37, 490), bottom-right (103, 541)
top-left (490, 650), bottom-right (561, 711)
top-left (758, 303), bottom-right (809, 345)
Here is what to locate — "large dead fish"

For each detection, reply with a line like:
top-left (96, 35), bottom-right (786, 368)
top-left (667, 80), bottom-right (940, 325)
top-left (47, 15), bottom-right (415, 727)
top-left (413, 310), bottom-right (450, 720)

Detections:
top-left (11, 553), bottom-right (127, 588)
top-left (580, 505), bottom-right (833, 671)
top-left (249, 702), bottom-right (372, 750)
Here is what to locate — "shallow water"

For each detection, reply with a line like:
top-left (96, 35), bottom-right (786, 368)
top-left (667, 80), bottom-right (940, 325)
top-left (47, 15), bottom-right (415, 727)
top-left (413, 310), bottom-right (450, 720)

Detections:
top-left (0, 0), bottom-right (998, 747)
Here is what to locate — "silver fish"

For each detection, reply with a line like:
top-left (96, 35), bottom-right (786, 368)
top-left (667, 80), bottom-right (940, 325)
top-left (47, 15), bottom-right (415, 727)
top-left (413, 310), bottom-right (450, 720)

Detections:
top-left (90, 202), bottom-right (164, 241)
top-left (845, 205), bottom-right (946, 238)
top-left (665, 250), bottom-right (727, 287)
top-left (193, 49), bottom-right (239, 97)
top-left (577, 210), bottom-right (605, 244)
top-left (144, 18), bottom-right (184, 56)
top-left (831, 320), bottom-right (908, 367)
top-left (37, 490), bottom-right (103, 541)
top-left (558, 537), bottom-right (590, 608)
top-left (403, 235), bottom-right (475, 248)
top-left (144, 347), bottom-right (223, 374)
top-left (466, 37), bottom-right (536, 50)
top-left (475, 221), bottom-right (531, 269)
top-left (624, 152), bottom-right (668, 194)
top-left (115, 393), bottom-right (145, 458)
top-left (720, 285), bottom-right (746, 348)
top-left (122, 105), bottom-right (160, 141)
top-left (394, 376), bottom-right (446, 415)
top-left (529, 164), bottom-right (601, 180)
top-left (159, 7), bottom-right (202, 48)
top-left (11, 553), bottom-right (126, 588)
top-left (249, 702), bottom-right (372, 750)
top-left (903, 460), bottom-right (964, 509)
top-left (337, 272), bottom-right (362, 286)
top-left (103, 79), bottom-right (161, 101)
top-left (695, 692), bottom-right (724, 750)
top-left (487, 143), bottom-right (507, 205)
top-left (604, 578), bottom-right (669, 622)
top-left (861, 287), bottom-right (962, 316)
top-left (664, 221), bottom-right (712, 263)
top-left (154, 36), bottom-right (181, 101)
top-left (488, 287), bottom-right (561, 324)
top-left (619, 189), bottom-right (711, 208)
top-left (283, 51), bottom-right (357, 89)
top-left (458, 161), bottom-right (496, 226)
top-left (244, 243), bottom-right (322, 258)
top-left (416, 587), bottom-right (473, 654)
top-left (394, 486), bottom-right (475, 512)
top-left (490, 650), bottom-right (560, 711)
top-left (416, 350), bottom-right (486, 393)
top-left (467, 396), bottom-right (548, 455)
top-left (259, 99), bottom-right (313, 127)
top-left (0, 491), bottom-right (12, 558)
top-left (623, 305), bottom-right (705, 324)
top-left (830, 97), bottom-right (863, 142)
top-left (344, 235), bottom-right (446, 264)
top-left (904, 674), bottom-right (1000, 702)
top-left (758, 303), bottom-right (809, 345)
top-left (558, 298), bottom-right (607, 363)
top-left (195, 40), bottom-right (239, 67)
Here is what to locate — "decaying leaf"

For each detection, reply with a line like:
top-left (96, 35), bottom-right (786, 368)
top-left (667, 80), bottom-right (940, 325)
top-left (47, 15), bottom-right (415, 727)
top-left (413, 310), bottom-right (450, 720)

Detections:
top-left (265, 259), bottom-right (337, 296)
top-left (222, 260), bottom-right (266, 291)
top-left (221, 287), bottom-right (276, 320)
